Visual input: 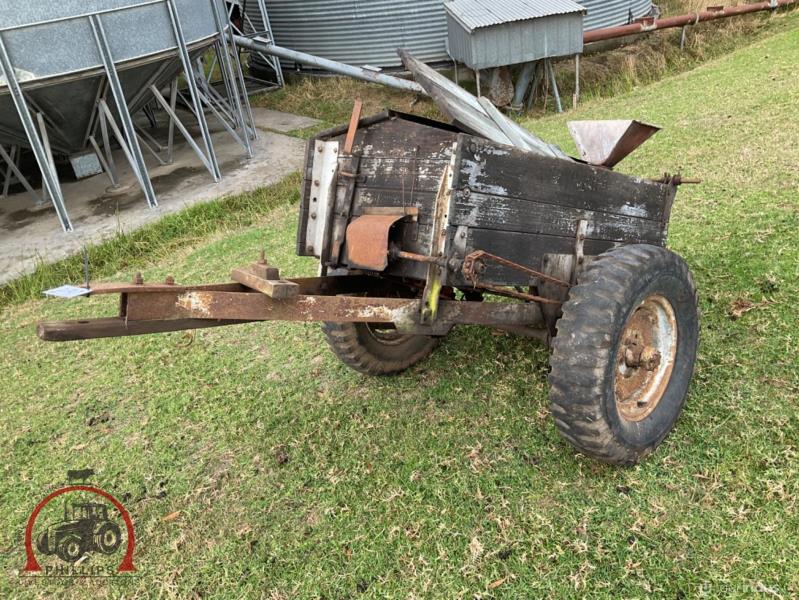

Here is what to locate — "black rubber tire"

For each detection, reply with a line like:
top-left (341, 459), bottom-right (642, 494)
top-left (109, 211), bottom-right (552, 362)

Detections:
top-left (549, 244), bottom-right (699, 465)
top-left (322, 321), bottom-right (438, 376)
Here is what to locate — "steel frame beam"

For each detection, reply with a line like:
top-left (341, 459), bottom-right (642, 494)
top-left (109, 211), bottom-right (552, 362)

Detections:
top-left (36, 274), bottom-right (546, 342)
top-left (38, 290), bottom-right (544, 342)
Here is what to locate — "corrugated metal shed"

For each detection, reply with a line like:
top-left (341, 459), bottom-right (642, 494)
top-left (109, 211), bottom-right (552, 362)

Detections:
top-left (246, 0), bottom-right (653, 72)
top-left (445, 0), bottom-right (585, 70)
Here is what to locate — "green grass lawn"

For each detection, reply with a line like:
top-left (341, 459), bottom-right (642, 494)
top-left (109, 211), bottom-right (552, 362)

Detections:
top-left (3, 20), bottom-right (799, 599)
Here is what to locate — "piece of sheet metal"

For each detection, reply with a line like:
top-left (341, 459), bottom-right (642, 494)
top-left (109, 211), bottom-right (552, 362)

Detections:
top-left (567, 120), bottom-right (660, 168)
top-left (344, 214), bottom-right (407, 271)
top-left (398, 49), bottom-right (569, 160)
top-left (305, 140), bottom-right (340, 257)
top-left (43, 285), bottom-right (91, 299)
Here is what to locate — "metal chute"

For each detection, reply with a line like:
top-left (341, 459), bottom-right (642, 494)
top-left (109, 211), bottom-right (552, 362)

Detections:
top-left (398, 49), bottom-right (569, 160)
top-left (568, 120), bottom-right (660, 168)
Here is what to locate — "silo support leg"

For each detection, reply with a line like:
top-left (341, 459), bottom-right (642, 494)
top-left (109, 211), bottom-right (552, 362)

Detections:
top-left (149, 85), bottom-right (220, 179)
top-left (98, 100), bottom-right (157, 204)
top-left (254, 0), bottom-right (284, 87)
top-left (88, 135), bottom-right (119, 188)
top-left (167, 80), bottom-right (178, 164)
top-left (90, 15), bottom-right (158, 208)
top-left (165, 0), bottom-right (221, 182)
top-left (0, 145), bottom-right (44, 204)
top-left (526, 63), bottom-right (544, 112)
top-left (0, 34), bottom-right (72, 231)
top-left (97, 107), bottom-right (121, 187)
top-left (210, 0), bottom-right (254, 154)
top-left (193, 55), bottom-right (256, 143)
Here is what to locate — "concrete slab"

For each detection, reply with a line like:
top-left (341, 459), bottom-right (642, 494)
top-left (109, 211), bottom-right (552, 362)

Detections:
top-left (0, 110), bottom-right (310, 285)
top-left (250, 108), bottom-right (321, 133)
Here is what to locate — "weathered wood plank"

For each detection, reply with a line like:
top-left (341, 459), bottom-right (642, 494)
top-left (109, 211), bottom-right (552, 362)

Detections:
top-left (458, 135), bottom-right (673, 224)
top-left (352, 116), bottom-right (458, 159)
top-left (356, 156), bottom-right (449, 193)
top-left (352, 189), bottom-right (437, 223)
top-left (451, 190), bottom-right (664, 244)
top-left (231, 268), bottom-right (300, 300)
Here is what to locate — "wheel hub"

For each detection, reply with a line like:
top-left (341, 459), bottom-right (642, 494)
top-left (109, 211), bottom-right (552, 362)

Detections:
top-left (614, 294), bottom-right (678, 422)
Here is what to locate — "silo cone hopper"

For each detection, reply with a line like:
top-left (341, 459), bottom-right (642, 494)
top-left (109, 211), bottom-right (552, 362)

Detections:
top-left (567, 120), bottom-right (660, 168)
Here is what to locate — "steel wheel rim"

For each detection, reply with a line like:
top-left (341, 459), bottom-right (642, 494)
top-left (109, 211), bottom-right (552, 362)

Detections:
top-left (614, 294), bottom-right (678, 422)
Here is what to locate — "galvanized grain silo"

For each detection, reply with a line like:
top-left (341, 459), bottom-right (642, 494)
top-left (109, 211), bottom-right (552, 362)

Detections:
top-left (252, 0), bottom-right (450, 70)
top-left (248, 0), bottom-right (653, 71)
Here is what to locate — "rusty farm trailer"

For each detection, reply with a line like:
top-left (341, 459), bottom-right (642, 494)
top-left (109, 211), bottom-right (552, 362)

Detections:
top-left (38, 53), bottom-right (699, 465)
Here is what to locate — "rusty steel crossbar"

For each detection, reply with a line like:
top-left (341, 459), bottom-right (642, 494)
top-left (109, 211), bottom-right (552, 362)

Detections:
top-left (37, 275), bottom-right (545, 342)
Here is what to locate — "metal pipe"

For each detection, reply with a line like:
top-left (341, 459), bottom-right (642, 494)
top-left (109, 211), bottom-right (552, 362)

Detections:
top-left (232, 35), bottom-right (426, 95)
top-left (395, 250), bottom-right (450, 268)
top-left (511, 61), bottom-right (536, 110)
top-left (584, 0), bottom-right (797, 44)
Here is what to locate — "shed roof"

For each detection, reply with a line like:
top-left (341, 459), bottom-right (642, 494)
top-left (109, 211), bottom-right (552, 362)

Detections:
top-left (445, 0), bottom-right (586, 32)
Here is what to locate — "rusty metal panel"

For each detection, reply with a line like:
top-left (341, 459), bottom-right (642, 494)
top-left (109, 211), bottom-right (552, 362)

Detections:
top-left (344, 214), bottom-right (407, 271)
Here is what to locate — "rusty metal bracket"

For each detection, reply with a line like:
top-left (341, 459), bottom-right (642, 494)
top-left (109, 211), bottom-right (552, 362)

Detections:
top-left (232, 268), bottom-right (299, 300)
top-left (229, 252), bottom-right (301, 299)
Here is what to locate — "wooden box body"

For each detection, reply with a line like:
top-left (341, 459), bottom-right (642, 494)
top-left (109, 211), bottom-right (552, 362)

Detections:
top-left (298, 112), bottom-right (676, 287)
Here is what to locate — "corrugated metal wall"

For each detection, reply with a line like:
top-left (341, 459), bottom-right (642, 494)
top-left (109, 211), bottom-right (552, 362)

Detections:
top-left (249, 0), bottom-right (653, 70)
top-left (583, 0), bottom-right (653, 30)
top-left (255, 0), bottom-right (448, 69)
